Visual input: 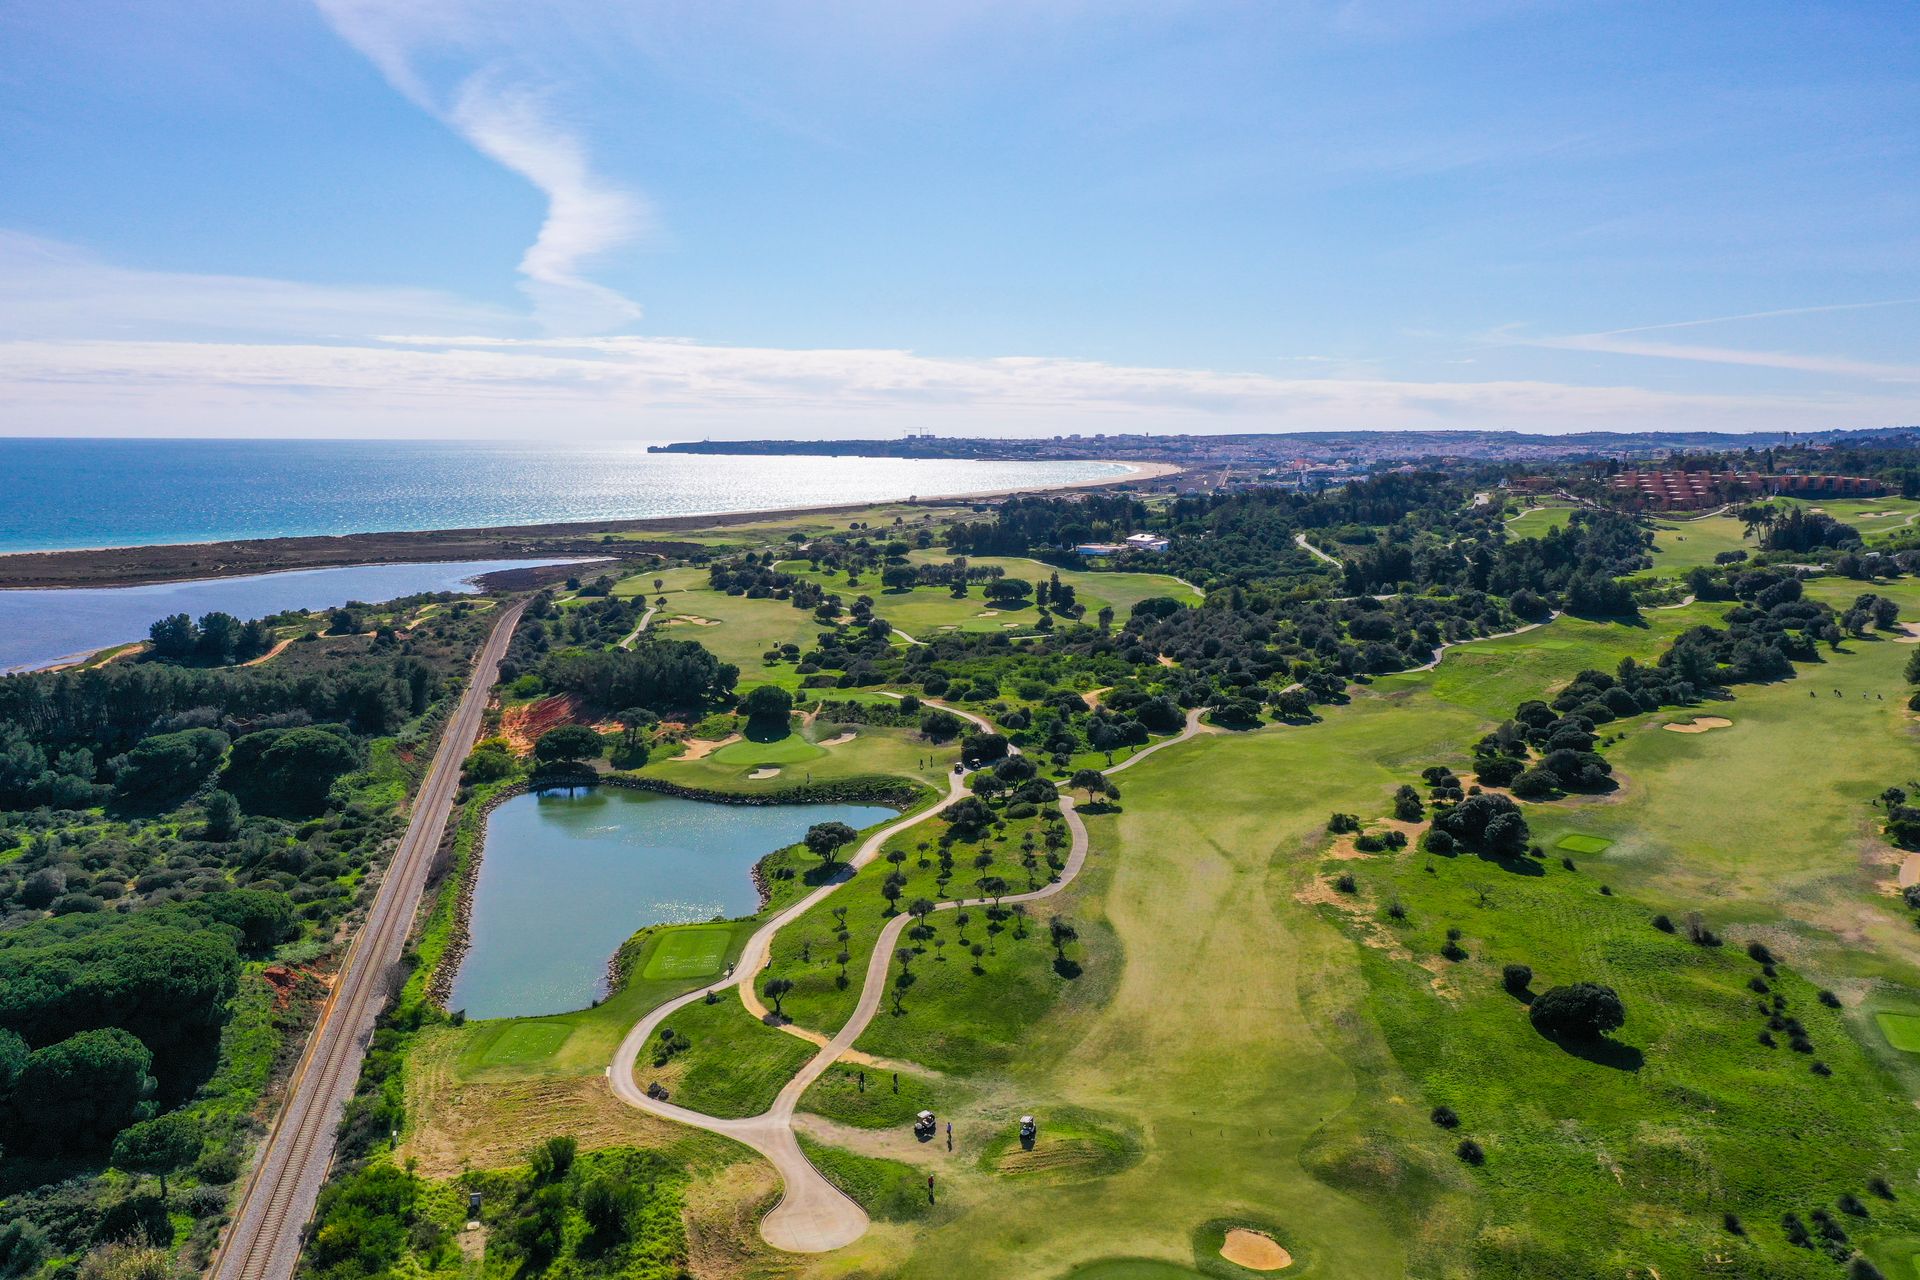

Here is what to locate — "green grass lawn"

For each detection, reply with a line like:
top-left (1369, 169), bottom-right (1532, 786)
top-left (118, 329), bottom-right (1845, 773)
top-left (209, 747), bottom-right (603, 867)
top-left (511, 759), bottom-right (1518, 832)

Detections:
top-left (766, 554), bottom-right (1199, 641)
top-left (1874, 1012), bottom-right (1920, 1053)
top-left (789, 593), bottom-right (1920, 1278)
top-left (1631, 514), bottom-right (1755, 580)
top-left (761, 810), bottom-right (1067, 1039)
top-left (1373, 604), bottom-right (1719, 720)
top-left (641, 925), bottom-right (733, 980)
top-left (796, 1135), bottom-right (944, 1223)
top-left (640, 993), bottom-right (815, 1119)
top-left (800, 1063), bottom-right (948, 1129)
top-left (1501, 503), bottom-right (1578, 537)
top-left (645, 720), bottom-right (957, 794)
top-left (1553, 833), bottom-right (1613, 855)
top-left (711, 732), bottom-right (827, 766)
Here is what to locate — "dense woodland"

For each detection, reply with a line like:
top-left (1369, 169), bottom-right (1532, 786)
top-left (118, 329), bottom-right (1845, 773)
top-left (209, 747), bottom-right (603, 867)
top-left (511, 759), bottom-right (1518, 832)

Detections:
top-left (0, 595), bottom-right (498, 1277)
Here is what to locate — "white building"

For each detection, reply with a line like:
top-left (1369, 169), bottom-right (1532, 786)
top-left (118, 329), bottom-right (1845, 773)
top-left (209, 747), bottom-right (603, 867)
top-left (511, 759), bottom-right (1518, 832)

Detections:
top-left (1124, 532), bottom-right (1171, 552)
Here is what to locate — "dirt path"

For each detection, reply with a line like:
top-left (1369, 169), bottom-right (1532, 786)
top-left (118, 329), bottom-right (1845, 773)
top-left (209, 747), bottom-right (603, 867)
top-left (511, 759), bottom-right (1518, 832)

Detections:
top-left (1294, 533), bottom-right (1341, 567)
top-left (606, 696), bottom-right (1214, 1253)
top-left (238, 635), bottom-right (298, 668)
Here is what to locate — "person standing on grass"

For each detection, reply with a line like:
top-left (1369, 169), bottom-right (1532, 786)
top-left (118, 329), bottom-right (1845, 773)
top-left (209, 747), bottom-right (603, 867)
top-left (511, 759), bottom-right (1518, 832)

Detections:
top-left (946, 1121), bottom-right (953, 1150)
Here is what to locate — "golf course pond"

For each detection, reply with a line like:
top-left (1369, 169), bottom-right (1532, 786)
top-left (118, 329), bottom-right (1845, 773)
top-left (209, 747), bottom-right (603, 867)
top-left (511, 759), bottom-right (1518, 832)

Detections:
top-left (447, 786), bottom-right (893, 1020)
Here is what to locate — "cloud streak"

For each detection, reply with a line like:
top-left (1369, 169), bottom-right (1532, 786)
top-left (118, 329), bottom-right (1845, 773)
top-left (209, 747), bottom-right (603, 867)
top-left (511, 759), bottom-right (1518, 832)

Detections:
top-left (314, 0), bottom-right (648, 332)
top-left (2, 329), bottom-right (1908, 440)
top-left (1521, 331), bottom-right (1920, 383)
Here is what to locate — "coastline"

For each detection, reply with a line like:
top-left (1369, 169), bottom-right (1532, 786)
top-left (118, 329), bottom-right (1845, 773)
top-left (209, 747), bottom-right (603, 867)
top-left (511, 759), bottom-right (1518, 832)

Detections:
top-left (0, 459), bottom-right (1181, 590)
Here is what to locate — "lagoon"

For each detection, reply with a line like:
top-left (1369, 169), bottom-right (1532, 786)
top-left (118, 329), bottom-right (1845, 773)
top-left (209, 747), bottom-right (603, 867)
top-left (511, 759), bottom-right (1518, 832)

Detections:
top-left (448, 787), bottom-right (894, 1021)
top-left (0, 558), bottom-right (577, 672)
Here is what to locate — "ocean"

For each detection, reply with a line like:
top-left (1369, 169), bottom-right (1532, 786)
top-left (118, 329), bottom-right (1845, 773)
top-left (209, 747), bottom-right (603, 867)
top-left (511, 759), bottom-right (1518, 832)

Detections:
top-left (0, 439), bottom-right (1131, 554)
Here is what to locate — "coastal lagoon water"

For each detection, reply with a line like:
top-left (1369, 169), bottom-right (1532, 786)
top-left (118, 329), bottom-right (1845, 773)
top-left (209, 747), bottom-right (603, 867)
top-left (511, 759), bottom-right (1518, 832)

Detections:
top-left (449, 787), bottom-right (893, 1020)
top-left (0, 440), bottom-right (1133, 553)
top-left (0, 559), bottom-right (575, 672)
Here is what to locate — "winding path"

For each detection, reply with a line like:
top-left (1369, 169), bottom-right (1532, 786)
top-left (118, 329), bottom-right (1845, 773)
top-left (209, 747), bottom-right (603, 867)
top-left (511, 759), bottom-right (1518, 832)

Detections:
top-left (617, 603), bottom-right (659, 650)
top-left (606, 700), bottom-right (1215, 1252)
top-left (1398, 611), bottom-right (1563, 674)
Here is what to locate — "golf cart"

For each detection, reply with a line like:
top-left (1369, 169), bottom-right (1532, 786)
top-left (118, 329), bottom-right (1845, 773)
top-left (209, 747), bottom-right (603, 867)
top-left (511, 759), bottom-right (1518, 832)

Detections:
top-left (914, 1110), bottom-right (937, 1140)
top-left (1019, 1115), bottom-right (1037, 1149)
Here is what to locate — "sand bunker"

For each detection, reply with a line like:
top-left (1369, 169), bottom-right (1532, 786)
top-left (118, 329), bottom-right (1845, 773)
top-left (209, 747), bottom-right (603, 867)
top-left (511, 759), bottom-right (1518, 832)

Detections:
top-left (1895, 623), bottom-right (1920, 644)
top-left (748, 767), bottom-right (781, 779)
top-left (1664, 716), bottom-right (1731, 734)
top-left (666, 615), bottom-right (719, 626)
top-left (1221, 1229), bottom-right (1292, 1271)
top-left (819, 731), bottom-right (857, 747)
top-left (672, 733), bottom-right (740, 761)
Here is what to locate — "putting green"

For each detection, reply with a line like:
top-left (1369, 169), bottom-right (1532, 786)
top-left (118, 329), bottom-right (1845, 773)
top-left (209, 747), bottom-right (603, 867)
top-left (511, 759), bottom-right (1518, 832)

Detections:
top-left (1554, 833), bottom-right (1614, 855)
top-left (711, 735), bottom-right (826, 766)
top-left (1060, 1263), bottom-right (1207, 1280)
top-left (474, 1022), bottom-right (571, 1068)
top-left (641, 925), bottom-right (733, 980)
top-left (1876, 1012), bottom-right (1920, 1053)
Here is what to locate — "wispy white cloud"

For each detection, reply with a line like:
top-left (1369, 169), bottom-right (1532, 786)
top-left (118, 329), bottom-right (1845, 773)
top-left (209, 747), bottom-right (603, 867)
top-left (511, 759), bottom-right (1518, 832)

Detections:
top-left (1, 328), bottom-right (1906, 440)
top-left (313, 0), bottom-right (649, 332)
top-left (0, 231), bottom-right (520, 341)
top-left (1520, 331), bottom-right (1920, 383)
top-left (1586, 297), bottom-right (1920, 338)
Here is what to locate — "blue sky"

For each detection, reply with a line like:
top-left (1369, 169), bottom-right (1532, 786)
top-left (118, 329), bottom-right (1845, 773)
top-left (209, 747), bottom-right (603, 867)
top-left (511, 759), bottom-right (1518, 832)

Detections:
top-left (1, 1), bottom-right (1917, 439)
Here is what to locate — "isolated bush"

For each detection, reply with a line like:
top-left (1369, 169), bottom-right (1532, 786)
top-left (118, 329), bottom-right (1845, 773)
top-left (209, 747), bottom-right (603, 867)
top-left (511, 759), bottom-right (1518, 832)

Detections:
top-left (1528, 983), bottom-right (1626, 1041)
top-left (1684, 912), bottom-right (1721, 947)
top-left (1501, 964), bottom-right (1533, 994)
top-left (1456, 1138), bottom-right (1485, 1166)
top-left (1430, 1105), bottom-right (1459, 1129)
top-left (1334, 873), bottom-right (1356, 894)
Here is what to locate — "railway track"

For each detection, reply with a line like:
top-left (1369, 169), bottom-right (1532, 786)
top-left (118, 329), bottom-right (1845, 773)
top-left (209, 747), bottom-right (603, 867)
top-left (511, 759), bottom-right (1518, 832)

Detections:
top-left (210, 600), bottom-right (526, 1280)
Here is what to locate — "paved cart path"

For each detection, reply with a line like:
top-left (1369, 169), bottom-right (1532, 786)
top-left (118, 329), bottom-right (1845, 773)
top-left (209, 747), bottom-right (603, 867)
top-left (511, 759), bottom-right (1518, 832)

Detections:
top-left (606, 700), bottom-right (1214, 1251)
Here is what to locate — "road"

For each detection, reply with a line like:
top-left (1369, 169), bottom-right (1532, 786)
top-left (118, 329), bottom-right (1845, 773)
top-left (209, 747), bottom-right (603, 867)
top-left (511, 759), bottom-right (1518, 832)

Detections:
top-left (210, 601), bottom-right (527, 1280)
top-left (606, 701), bottom-right (1217, 1252)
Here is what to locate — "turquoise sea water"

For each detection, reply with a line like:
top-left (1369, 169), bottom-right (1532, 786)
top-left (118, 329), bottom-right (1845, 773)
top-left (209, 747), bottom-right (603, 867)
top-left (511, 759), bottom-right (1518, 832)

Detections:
top-left (0, 439), bottom-right (1129, 553)
top-left (449, 787), bottom-right (894, 1020)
